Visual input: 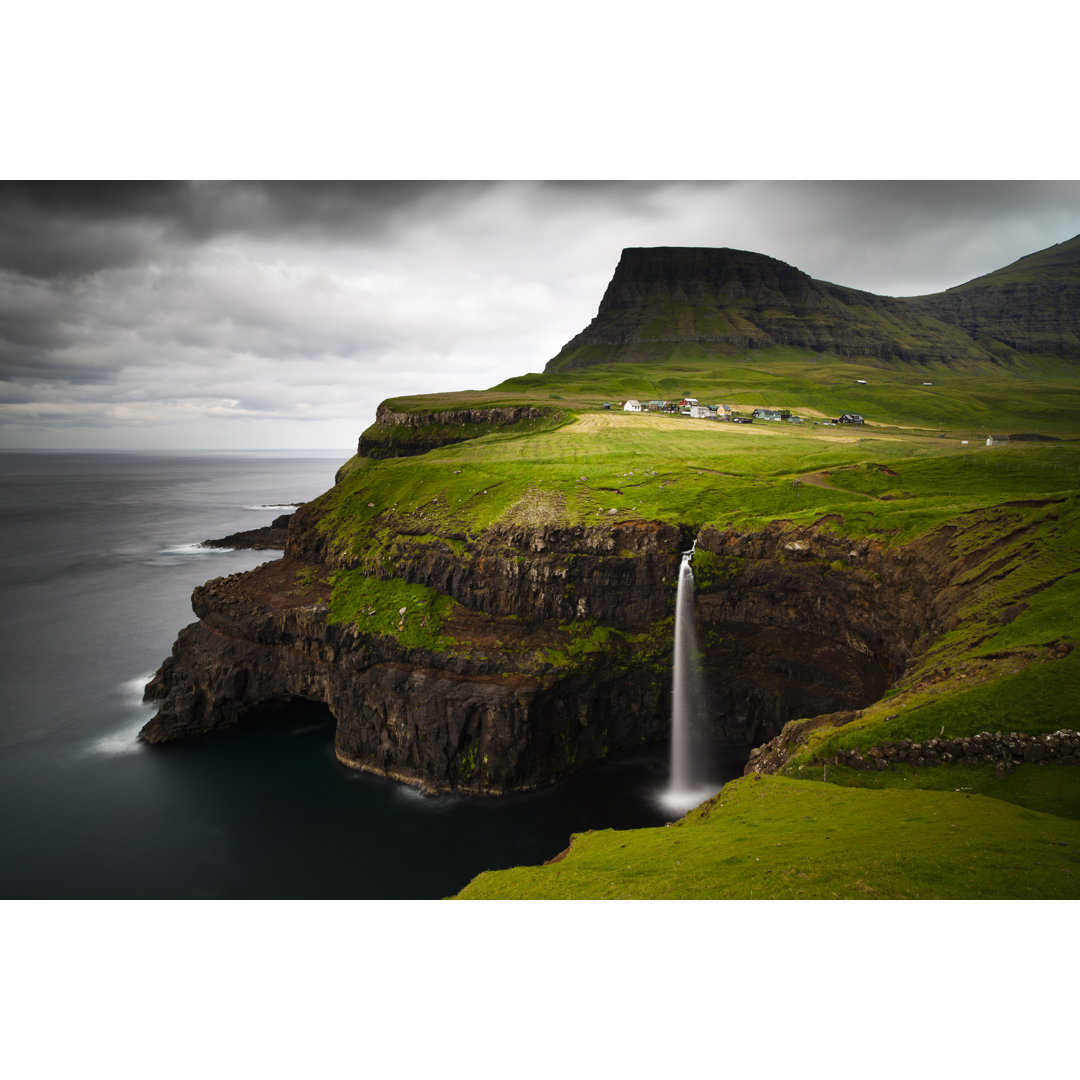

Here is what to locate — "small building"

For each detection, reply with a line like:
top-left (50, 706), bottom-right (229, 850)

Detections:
top-left (986, 435), bottom-right (1009, 446)
top-left (689, 405), bottom-right (713, 419)
top-left (923, 381), bottom-right (933, 386)
top-left (752, 408), bottom-right (790, 421)
top-left (623, 399), bottom-right (643, 413)
top-left (646, 400), bottom-right (667, 412)
top-left (838, 413), bottom-right (865, 425)
top-left (602, 402), bottom-right (611, 410)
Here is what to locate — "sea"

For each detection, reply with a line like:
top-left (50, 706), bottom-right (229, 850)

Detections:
top-left (0, 450), bottom-right (746, 899)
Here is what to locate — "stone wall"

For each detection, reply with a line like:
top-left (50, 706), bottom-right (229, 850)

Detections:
top-left (747, 726), bottom-right (1080, 778)
top-left (831, 729), bottom-right (1080, 777)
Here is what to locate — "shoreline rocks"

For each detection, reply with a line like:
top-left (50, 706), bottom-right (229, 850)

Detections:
top-left (203, 511), bottom-right (294, 550)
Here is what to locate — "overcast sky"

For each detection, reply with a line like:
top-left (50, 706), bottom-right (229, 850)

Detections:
top-left (2, 180), bottom-right (1079, 451)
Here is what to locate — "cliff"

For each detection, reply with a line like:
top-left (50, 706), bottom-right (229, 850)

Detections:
top-left (357, 403), bottom-right (555, 459)
top-left (141, 492), bottom-right (1038, 794)
top-left (142, 523), bottom-right (685, 793)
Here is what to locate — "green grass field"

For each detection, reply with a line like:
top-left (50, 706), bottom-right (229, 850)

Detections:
top-left (454, 773), bottom-right (1080, 899)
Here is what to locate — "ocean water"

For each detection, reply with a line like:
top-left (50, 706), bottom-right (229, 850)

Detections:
top-left (0, 451), bottom-right (744, 899)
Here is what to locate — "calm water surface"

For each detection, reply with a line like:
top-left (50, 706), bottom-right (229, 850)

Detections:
top-left (0, 451), bottom-right (743, 898)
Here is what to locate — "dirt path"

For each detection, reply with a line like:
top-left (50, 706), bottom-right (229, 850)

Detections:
top-left (567, 412), bottom-right (729, 434)
top-left (796, 471), bottom-right (880, 499)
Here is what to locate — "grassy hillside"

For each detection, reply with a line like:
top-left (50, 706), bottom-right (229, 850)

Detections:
top-left (912, 234), bottom-right (1080, 360)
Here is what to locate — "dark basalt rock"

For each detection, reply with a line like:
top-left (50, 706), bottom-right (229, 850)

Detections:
top-left (203, 512), bottom-right (294, 550)
top-left (140, 554), bottom-right (668, 794)
top-left (689, 522), bottom-right (940, 748)
top-left (140, 503), bottom-right (1013, 795)
top-left (358, 403), bottom-right (550, 459)
top-left (381, 520), bottom-right (691, 628)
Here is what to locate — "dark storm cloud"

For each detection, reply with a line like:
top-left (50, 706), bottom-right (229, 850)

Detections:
top-left (0, 181), bottom-right (500, 279)
top-left (7, 178), bottom-right (1067, 284)
top-left (0, 182), bottom-right (179, 279)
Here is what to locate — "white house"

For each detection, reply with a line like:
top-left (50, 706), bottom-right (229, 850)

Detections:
top-left (689, 405), bottom-right (712, 419)
top-left (623, 399), bottom-right (643, 412)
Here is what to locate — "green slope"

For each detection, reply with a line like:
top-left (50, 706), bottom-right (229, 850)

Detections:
top-left (454, 774), bottom-right (1080, 900)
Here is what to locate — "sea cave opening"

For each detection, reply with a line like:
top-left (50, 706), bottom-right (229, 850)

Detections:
top-left (234, 696), bottom-right (338, 741)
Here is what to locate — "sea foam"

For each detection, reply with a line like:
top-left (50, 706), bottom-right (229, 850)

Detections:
top-left (84, 674), bottom-right (156, 757)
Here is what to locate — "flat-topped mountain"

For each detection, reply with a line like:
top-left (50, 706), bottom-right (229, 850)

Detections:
top-left (546, 237), bottom-right (1080, 371)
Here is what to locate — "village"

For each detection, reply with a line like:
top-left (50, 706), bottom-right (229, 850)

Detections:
top-left (612, 397), bottom-right (865, 426)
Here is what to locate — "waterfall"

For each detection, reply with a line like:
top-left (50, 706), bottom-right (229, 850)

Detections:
top-left (670, 549), bottom-right (699, 791)
top-left (659, 545), bottom-right (718, 815)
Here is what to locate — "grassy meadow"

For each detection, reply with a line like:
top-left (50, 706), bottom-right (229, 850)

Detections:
top-left (453, 773), bottom-right (1080, 900)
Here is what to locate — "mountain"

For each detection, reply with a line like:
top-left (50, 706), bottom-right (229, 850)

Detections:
top-left (545, 236), bottom-right (1080, 372)
top-left (913, 233), bottom-right (1080, 360)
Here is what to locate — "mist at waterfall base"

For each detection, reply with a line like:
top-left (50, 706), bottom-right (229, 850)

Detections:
top-left (0, 452), bottom-right (746, 899)
top-left (657, 550), bottom-right (724, 816)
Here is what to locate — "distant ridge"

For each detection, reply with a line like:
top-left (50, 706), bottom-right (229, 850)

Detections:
top-left (545, 237), bottom-right (1080, 372)
top-left (914, 234), bottom-right (1080, 360)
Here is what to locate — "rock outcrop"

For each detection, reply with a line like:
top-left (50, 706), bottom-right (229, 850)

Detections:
top-left (202, 511), bottom-right (294, 550)
top-left (689, 520), bottom-right (941, 748)
top-left (357, 403), bottom-right (552, 459)
top-left (142, 523), bottom-right (686, 794)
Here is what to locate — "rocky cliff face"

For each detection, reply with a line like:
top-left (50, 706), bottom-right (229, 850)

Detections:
top-left (545, 239), bottom-right (1080, 371)
top-left (357, 403), bottom-right (552, 459)
top-left (689, 519), bottom-right (952, 748)
top-left (141, 500), bottom-right (995, 794)
top-left (142, 526), bottom-right (679, 793)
